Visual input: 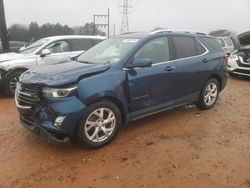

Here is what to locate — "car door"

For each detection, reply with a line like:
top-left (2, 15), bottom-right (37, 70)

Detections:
top-left (170, 35), bottom-right (209, 104)
top-left (126, 36), bottom-right (176, 113)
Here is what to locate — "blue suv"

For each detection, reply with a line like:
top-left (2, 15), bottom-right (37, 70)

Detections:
top-left (15, 30), bottom-right (228, 148)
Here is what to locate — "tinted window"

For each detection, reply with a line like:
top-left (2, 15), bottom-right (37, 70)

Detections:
top-left (135, 37), bottom-right (170, 64)
top-left (195, 40), bottom-right (206, 55)
top-left (92, 39), bottom-right (103, 45)
top-left (172, 36), bottom-right (196, 59)
top-left (201, 37), bottom-right (224, 52)
top-left (71, 39), bottom-right (94, 51)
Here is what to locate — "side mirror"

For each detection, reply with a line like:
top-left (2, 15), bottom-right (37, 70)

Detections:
top-left (40, 49), bottom-right (51, 57)
top-left (127, 58), bottom-right (153, 69)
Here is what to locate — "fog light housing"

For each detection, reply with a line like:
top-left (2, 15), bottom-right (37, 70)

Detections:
top-left (54, 116), bottom-right (66, 128)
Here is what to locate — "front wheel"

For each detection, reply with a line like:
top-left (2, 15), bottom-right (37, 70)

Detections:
top-left (5, 70), bottom-right (24, 97)
top-left (76, 100), bottom-right (122, 148)
top-left (196, 78), bottom-right (220, 110)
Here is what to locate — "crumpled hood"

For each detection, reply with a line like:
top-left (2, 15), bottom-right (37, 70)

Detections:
top-left (20, 60), bottom-right (110, 86)
top-left (0, 52), bottom-right (31, 63)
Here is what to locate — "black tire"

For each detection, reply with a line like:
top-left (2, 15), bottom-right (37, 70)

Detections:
top-left (4, 70), bottom-right (24, 97)
top-left (196, 78), bottom-right (220, 110)
top-left (76, 100), bottom-right (122, 148)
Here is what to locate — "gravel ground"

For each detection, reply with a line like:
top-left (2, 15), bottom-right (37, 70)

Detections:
top-left (0, 77), bottom-right (249, 188)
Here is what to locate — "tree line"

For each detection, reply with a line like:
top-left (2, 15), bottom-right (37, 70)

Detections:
top-left (8, 21), bottom-right (106, 42)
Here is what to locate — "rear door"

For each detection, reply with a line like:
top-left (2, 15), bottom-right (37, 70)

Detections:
top-left (126, 36), bottom-right (176, 112)
top-left (170, 35), bottom-right (209, 104)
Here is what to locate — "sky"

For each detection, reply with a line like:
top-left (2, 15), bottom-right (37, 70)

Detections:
top-left (3, 0), bottom-right (250, 35)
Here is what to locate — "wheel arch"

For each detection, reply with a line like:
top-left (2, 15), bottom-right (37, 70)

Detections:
top-left (207, 74), bottom-right (222, 91)
top-left (86, 96), bottom-right (128, 125)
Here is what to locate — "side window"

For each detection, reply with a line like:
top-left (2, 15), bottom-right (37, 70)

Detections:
top-left (172, 36), bottom-right (196, 59)
top-left (45, 40), bottom-right (70, 53)
top-left (92, 39), bottom-right (103, 45)
top-left (195, 40), bottom-right (206, 55)
top-left (71, 39), bottom-right (94, 51)
top-left (224, 38), bottom-right (233, 46)
top-left (135, 37), bottom-right (170, 64)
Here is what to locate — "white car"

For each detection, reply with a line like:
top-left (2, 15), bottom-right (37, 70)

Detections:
top-left (216, 37), bottom-right (235, 54)
top-left (0, 35), bottom-right (106, 96)
top-left (227, 47), bottom-right (250, 77)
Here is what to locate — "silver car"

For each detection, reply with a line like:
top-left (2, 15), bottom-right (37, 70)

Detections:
top-left (0, 35), bottom-right (106, 96)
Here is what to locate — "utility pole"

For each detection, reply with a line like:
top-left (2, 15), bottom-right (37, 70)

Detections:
top-left (120, 0), bottom-right (131, 33)
top-left (93, 9), bottom-right (110, 37)
top-left (0, 0), bottom-right (9, 52)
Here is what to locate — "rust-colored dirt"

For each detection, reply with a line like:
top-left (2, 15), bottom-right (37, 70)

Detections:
top-left (0, 77), bottom-right (249, 188)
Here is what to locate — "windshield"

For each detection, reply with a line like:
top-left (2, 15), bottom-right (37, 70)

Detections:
top-left (77, 37), bottom-right (140, 64)
top-left (19, 38), bottom-right (49, 54)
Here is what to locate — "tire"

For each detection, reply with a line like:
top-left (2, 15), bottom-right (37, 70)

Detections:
top-left (76, 100), bottom-right (122, 148)
top-left (196, 78), bottom-right (220, 110)
top-left (4, 70), bottom-right (24, 97)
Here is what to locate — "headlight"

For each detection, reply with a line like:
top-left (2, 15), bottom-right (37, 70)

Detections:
top-left (42, 86), bottom-right (77, 98)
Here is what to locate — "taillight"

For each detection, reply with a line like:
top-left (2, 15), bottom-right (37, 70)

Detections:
top-left (224, 54), bottom-right (229, 62)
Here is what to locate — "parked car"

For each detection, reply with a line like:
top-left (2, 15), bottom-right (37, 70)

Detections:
top-left (0, 41), bottom-right (27, 54)
top-left (15, 30), bottom-right (228, 148)
top-left (216, 37), bottom-right (234, 53)
top-left (227, 46), bottom-right (250, 77)
top-left (0, 35), bottom-right (106, 96)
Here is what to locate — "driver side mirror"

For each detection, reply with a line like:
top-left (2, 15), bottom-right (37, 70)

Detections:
top-left (40, 49), bottom-right (51, 57)
top-left (127, 58), bottom-right (153, 69)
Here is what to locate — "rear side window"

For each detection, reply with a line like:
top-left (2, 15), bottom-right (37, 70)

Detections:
top-left (172, 36), bottom-right (197, 59)
top-left (71, 39), bottom-right (95, 51)
top-left (92, 39), bottom-right (103, 45)
top-left (201, 37), bottom-right (224, 52)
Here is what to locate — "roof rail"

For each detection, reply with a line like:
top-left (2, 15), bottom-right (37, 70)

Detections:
top-left (150, 29), bottom-right (207, 35)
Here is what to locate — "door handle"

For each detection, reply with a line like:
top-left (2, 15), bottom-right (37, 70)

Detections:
top-left (165, 66), bottom-right (176, 72)
top-left (202, 58), bottom-right (208, 63)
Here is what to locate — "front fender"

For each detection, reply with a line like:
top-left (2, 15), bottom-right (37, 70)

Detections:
top-left (77, 70), bottom-right (129, 114)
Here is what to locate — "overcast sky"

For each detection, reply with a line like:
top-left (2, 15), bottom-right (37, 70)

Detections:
top-left (4, 0), bottom-right (250, 35)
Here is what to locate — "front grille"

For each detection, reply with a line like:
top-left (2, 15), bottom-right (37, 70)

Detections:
top-left (21, 115), bottom-right (35, 128)
top-left (16, 83), bottom-right (40, 107)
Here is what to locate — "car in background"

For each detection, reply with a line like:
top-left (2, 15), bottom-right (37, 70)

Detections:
top-left (15, 30), bottom-right (228, 148)
top-left (216, 37), bottom-right (234, 54)
top-left (0, 41), bottom-right (27, 54)
top-left (0, 35), bottom-right (106, 96)
top-left (227, 46), bottom-right (250, 77)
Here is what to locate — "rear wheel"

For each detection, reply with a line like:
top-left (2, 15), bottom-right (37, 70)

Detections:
top-left (76, 100), bottom-right (122, 148)
top-left (5, 70), bottom-right (24, 97)
top-left (196, 78), bottom-right (219, 110)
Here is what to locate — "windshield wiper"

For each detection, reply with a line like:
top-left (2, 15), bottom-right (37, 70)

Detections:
top-left (76, 59), bottom-right (95, 64)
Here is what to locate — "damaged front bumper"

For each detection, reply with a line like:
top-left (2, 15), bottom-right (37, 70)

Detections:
top-left (15, 84), bottom-right (87, 144)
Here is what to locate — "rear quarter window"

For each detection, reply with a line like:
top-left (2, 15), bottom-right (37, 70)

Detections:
top-left (200, 37), bottom-right (224, 52)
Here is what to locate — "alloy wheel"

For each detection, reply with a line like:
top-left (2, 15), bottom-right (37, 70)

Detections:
top-left (9, 77), bottom-right (19, 93)
top-left (84, 108), bottom-right (116, 143)
top-left (204, 83), bottom-right (218, 106)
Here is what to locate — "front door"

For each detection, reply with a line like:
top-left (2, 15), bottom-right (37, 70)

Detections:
top-left (126, 37), bottom-right (176, 112)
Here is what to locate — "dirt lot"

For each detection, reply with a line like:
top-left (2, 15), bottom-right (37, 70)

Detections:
top-left (0, 77), bottom-right (249, 188)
